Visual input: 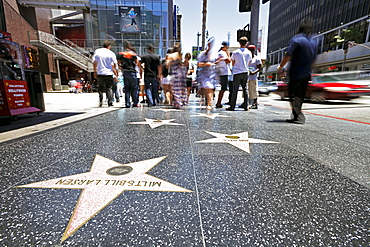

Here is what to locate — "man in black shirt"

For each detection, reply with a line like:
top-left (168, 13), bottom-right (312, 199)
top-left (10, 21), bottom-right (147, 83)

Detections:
top-left (140, 44), bottom-right (162, 106)
top-left (117, 41), bottom-right (141, 108)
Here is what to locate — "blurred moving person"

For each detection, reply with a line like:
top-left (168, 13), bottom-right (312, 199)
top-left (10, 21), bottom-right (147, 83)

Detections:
top-left (184, 52), bottom-right (195, 105)
top-left (92, 41), bottom-right (118, 107)
top-left (117, 41), bottom-right (141, 108)
top-left (140, 44), bottom-right (162, 107)
top-left (166, 44), bottom-right (187, 109)
top-left (197, 37), bottom-right (219, 110)
top-left (277, 18), bottom-right (317, 124)
top-left (161, 49), bottom-right (173, 105)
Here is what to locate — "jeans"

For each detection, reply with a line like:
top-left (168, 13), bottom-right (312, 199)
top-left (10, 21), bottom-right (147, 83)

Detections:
top-left (230, 72), bottom-right (248, 110)
top-left (123, 71), bottom-right (139, 107)
top-left (112, 81), bottom-right (120, 102)
top-left (144, 77), bottom-right (159, 106)
top-left (288, 76), bottom-right (310, 122)
top-left (97, 75), bottom-right (114, 106)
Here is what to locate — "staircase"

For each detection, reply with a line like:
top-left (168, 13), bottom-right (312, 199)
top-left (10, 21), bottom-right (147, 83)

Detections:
top-left (17, 0), bottom-right (89, 10)
top-left (30, 31), bottom-right (94, 72)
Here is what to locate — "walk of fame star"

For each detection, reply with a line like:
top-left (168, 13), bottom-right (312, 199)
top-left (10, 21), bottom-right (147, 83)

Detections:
top-left (127, 118), bottom-right (184, 128)
top-left (16, 155), bottom-right (192, 242)
top-left (196, 131), bottom-right (279, 153)
top-left (191, 113), bottom-right (231, 119)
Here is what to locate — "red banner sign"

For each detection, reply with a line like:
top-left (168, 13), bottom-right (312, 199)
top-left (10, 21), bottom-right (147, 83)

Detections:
top-left (0, 80), bottom-right (31, 114)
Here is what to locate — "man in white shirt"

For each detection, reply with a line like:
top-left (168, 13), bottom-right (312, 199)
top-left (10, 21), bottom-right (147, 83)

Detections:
top-left (227, 37), bottom-right (252, 111)
top-left (247, 45), bottom-right (262, 109)
top-left (92, 41), bottom-right (118, 107)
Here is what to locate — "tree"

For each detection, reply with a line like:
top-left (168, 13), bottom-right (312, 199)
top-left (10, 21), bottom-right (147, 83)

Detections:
top-left (201, 0), bottom-right (207, 50)
top-left (331, 29), bottom-right (363, 71)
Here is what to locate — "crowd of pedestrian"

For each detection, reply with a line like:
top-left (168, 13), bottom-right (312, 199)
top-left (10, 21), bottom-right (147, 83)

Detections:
top-left (91, 37), bottom-right (261, 111)
top-left (92, 17), bottom-right (317, 125)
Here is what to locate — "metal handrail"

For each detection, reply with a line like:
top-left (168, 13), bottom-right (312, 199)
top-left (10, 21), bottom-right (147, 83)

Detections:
top-left (63, 39), bottom-right (92, 58)
top-left (37, 31), bottom-right (91, 61)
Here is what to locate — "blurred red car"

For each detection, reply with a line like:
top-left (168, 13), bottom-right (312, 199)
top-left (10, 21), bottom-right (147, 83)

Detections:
top-left (275, 71), bottom-right (370, 102)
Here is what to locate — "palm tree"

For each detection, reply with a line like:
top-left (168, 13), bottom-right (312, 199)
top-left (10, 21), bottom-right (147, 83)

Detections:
top-left (331, 29), bottom-right (363, 70)
top-left (201, 0), bottom-right (207, 50)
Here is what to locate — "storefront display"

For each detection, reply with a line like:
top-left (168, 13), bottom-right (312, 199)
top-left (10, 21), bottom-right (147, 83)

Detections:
top-left (0, 38), bottom-right (41, 119)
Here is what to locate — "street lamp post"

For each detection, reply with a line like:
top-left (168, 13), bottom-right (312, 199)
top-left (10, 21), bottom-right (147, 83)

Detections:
top-left (227, 30), bottom-right (231, 45)
top-left (366, 18), bottom-right (370, 43)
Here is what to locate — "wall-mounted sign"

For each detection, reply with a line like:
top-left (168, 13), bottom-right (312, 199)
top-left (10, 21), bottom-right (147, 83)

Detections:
top-left (23, 46), bottom-right (39, 69)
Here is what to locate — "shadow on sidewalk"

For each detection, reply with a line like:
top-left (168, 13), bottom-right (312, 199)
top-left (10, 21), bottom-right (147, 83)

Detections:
top-left (0, 112), bottom-right (82, 133)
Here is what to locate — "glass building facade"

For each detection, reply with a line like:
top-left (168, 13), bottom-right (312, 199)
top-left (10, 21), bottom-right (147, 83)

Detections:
top-left (267, 0), bottom-right (370, 71)
top-left (86, 0), bottom-right (175, 57)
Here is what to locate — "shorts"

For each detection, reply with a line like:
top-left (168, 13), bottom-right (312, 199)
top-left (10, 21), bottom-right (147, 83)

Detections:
top-left (139, 78), bottom-right (145, 86)
top-left (248, 79), bottom-right (258, 99)
top-left (219, 75), bottom-right (228, 91)
top-left (186, 78), bottom-right (192, 88)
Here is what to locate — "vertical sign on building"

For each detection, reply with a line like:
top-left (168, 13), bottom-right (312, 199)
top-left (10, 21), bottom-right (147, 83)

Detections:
top-left (173, 5), bottom-right (177, 40)
top-left (176, 14), bottom-right (181, 42)
top-left (258, 29), bottom-right (262, 53)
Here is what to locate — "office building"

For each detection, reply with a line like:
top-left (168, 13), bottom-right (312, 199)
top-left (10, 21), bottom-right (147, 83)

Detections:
top-left (266, 0), bottom-right (370, 77)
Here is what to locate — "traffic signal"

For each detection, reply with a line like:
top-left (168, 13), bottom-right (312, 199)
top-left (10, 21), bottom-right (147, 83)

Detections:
top-left (239, 0), bottom-right (252, 12)
top-left (237, 29), bottom-right (251, 42)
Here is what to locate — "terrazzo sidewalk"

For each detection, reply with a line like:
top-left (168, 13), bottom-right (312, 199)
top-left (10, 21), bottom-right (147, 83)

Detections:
top-left (0, 93), bottom-right (369, 246)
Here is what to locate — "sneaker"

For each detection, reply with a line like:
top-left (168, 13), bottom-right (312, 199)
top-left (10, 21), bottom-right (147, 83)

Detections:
top-left (133, 104), bottom-right (141, 107)
top-left (206, 106), bottom-right (212, 110)
top-left (250, 104), bottom-right (258, 109)
top-left (286, 119), bottom-right (305, 124)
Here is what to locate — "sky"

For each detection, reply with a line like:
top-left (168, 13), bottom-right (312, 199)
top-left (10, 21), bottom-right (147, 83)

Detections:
top-left (173, 0), bottom-right (270, 58)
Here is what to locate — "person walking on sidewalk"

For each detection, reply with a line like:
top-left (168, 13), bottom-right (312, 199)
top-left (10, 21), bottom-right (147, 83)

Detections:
top-left (117, 41), bottom-right (141, 108)
top-left (184, 52), bottom-right (195, 105)
top-left (226, 37), bottom-right (252, 111)
top-left (247, 45), bottom-right (262, 109)
top-left (215, 41), bottom-right (231, 108)
top-left (277, 18), bottom-right (317, 124)
top-left (140, 44), bottom-right (162, 107)
top-left (166, 44), bottom-right (187, 109)
top-left (92, 41), bottom-right (119, 107)
top-left (197, 37), bottom-right (219, 110)
top-left (161, 49), bottom-right (173, 105)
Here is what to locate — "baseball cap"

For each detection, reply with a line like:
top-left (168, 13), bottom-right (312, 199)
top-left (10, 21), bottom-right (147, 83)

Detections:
top-left (247, 45), bottom-right (256, 50)
top-left (222, 41), bottom-right (229, 47)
